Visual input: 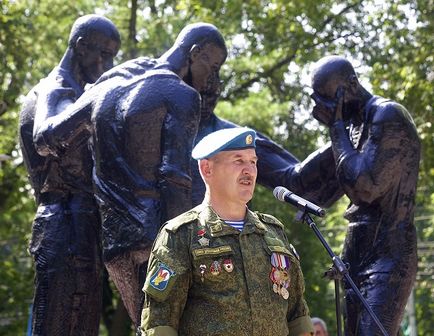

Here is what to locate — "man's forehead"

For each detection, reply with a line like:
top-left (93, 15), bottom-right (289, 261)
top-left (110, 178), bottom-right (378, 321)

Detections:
top-left (312, 76), bottom-right (340, 97)
top-left (85, 32), bottom-right (120, 50)
top-left (202, 43), bottom-right (227, 62)
top-left (215, 148), bottom-right (257, 160)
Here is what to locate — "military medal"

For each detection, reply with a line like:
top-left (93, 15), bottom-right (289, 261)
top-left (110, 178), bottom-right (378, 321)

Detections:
top-left (210, 260), bottom-right (221, 276)
top-left (197, 229), bottom-right (210, 247)
top-left (280, 287), bottom-right (289, 300)
top-left (198, 236), bottom-right (210, 246)
top-left (199, 264), bottom-right (207, 282)
top-left (272, 283), bottom-right (279, 293)
top-left (269, 253), bottom-right (291, 300)
top-left (223, 259), bottom-right (234, 273)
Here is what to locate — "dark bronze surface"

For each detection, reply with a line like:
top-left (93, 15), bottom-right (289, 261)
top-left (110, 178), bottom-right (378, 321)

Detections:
top-left (19, 15), bottom-right (120, 336)
top-left (311, 56), bottom-right (420, 335)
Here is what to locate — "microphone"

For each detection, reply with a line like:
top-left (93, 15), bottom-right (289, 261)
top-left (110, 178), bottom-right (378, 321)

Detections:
top-left (273, 186), bottom-right (325, 217)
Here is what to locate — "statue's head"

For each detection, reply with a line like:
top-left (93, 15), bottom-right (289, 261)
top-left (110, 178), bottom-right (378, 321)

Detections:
top-left (200, 74), bottom-right (222, 121)
top-left (173, 22), bottom-right (227, 93)
top-left (310, 55), bottom-right (361, 123)
top-left (69, 14), bottom-right (121, 84)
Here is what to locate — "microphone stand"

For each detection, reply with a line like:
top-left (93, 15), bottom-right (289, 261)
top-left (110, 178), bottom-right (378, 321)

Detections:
top-left (294, 209), bottom-right (389, 336)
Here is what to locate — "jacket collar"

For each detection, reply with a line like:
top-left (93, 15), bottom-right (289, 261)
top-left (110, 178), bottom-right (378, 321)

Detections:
top-left (198, 204), bottom-right (266, 237)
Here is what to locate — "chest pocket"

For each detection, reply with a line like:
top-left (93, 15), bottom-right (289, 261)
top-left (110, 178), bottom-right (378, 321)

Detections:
top-left (191, 245), bottom-right (237, 289)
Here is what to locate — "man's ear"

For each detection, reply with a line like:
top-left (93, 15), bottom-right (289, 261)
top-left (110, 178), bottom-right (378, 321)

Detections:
top-left (199, 159), bottom-right (212, 177)
top-left (75, 36), bottom-right (87, 56)
top-left (347, 74), bottom-right (358, 95)
top-left (189, 44), bottom-right (201, 62)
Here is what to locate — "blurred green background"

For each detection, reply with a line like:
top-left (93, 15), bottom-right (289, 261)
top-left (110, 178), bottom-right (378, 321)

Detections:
top-left (0, 0), bottom-right (432, 334)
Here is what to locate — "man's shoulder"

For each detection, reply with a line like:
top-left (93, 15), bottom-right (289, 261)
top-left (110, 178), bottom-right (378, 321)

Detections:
top-left (254, 211), bottom-right (284, 229)
top-left (164, 206), bottom-right (202, 233)
top-left (96, 57), bottom-right (157, 83)
top-left (369, 96), bottom-right (414, 125)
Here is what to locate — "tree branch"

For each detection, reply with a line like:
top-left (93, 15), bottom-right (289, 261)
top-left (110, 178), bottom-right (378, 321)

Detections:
top-left (226, 1), bottom-right (363, 99)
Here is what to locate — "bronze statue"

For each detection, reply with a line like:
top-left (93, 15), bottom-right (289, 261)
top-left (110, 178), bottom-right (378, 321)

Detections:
top-left (192, 76), bottom-right (343, 208)
top-left (19, 15), bottom-right (120, 336)
top-left (310, 55), bottom-right (420, 335)
top-left (35, 22), bottom-right (227, 327)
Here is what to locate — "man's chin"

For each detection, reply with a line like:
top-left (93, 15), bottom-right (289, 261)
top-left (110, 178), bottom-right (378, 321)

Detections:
top-left (239, 190), bottom-right (254, 203)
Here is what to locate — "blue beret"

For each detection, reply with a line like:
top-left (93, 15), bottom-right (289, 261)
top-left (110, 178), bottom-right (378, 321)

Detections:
top-left (192, 127), bottom-right (256, 160)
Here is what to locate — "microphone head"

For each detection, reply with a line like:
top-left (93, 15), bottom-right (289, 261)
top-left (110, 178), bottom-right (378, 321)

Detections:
top-left (273, 186), bottom-right (288, 202)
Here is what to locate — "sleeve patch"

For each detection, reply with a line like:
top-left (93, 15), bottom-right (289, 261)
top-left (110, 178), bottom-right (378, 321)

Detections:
top-left (149, 262), bottom-right (176, 291)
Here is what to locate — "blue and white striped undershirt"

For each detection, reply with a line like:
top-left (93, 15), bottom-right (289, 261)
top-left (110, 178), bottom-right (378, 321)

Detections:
top-left (224, 220), bottom-right (245, 231)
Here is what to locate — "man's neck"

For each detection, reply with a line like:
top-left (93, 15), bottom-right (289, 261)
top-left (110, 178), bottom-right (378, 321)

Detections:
top-left (157, 48), bottom-right (187, 78)
top-left (58, 48), bottom-right (86, 90)
top-left (205, 196), bottom-right (247, 221)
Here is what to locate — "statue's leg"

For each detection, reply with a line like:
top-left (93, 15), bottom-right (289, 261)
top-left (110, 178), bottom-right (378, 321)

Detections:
top-left (105, 248), bottom-right (151, 327)
top-left (356, 268), bottom-right (416, 336)
top-left (68, 197), bottom-right (103, 335)
top-left (30, 201), bottom-right (102, 336)
top-left (30, 203), bottom-right (67, 335)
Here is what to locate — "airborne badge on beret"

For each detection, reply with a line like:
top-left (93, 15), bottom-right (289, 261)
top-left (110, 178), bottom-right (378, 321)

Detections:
top-left (192, 127), bottom-right (256, 160)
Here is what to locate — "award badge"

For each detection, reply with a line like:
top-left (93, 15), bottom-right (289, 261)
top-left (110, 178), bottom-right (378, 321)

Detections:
top-left (269, 252), bottom-right (291, 300)
top-left (197, 228), bottom-right (210, 247)
top-left (199, 264), bottom-right (207, 282)
top-left (210, 260), bottom-right (221, 276)
top-left (223, 258), bottom-right (234, 273)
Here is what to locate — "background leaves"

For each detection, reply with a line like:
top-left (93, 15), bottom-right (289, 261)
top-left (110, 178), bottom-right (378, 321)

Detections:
top-left (0, 0), bottom-right (432, 334)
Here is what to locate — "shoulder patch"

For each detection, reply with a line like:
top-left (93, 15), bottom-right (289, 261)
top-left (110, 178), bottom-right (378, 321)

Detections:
top-left (255, 212), bottom-right (284, 228)
top-left (149, 262), bottom-right (176, 291)
top-left (143, 259), bottom-right (178, 302)
top-left (165, 208), bottom-right (200, 233)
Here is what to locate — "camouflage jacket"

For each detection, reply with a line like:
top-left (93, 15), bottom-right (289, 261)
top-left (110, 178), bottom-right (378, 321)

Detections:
top-left (140, 204), bottom-right (313, 336)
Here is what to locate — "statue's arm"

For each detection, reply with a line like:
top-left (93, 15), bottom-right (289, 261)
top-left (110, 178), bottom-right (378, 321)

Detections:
top-left (33, 86), bottom-right (93, 157)
top-left (330, 103), bottom-right (417, 204)
top-left (256, 132), bottom-right (343, 207)
top-left (159, 81), bottom-right (201, 221)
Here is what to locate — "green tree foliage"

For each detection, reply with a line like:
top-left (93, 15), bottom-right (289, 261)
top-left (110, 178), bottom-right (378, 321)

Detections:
top-left (0, 0), bottom-right (432, 334)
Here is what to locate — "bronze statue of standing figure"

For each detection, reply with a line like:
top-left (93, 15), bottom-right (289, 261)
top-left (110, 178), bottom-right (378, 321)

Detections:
top-left (35, 22), bottom-right (227, 327)
top-left (310, 55), bottom-right (420, 335)
top-left (19, 15), bottom-right (120, 336)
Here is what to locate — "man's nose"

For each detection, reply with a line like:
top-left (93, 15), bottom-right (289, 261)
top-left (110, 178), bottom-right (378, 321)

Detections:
top-left (243, 163), bottom-right (257, 175)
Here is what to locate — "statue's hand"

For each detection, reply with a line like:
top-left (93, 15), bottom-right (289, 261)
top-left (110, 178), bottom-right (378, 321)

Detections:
top-left (334, 86), bottom-right (345, 121)
top-left (311, 93), bottom-right (335, 127)
top-left (311, 86), bottom-right (345, 126)
top-left (46, 87), bottom-right (76, 107)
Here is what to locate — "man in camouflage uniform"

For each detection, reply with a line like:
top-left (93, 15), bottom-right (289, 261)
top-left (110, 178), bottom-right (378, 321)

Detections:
top-left (140, 127), bottom-right (314, 336)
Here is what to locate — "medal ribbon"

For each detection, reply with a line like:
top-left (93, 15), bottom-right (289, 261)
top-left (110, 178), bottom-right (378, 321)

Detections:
top-left (271, 253), bottom-right (289, 269)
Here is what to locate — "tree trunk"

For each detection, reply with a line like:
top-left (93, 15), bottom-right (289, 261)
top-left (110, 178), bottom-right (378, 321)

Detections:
top-left (128, 0), bottom-right (138, 59)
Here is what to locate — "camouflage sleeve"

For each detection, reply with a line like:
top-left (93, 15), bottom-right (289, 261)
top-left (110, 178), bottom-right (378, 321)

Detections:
top-left (285, 243), bottom-right (314, 336)
top-left (140, 225), bottom-right (192, 335)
